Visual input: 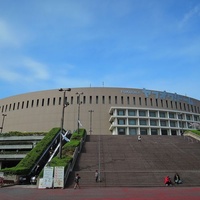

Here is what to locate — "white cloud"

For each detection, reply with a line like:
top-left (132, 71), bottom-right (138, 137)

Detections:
top-left (22, 58), bottom-right (50, 80)
top-left (179, 4), bottom-right (200, 28)
top-left (0, 19), bottom-right (20, 47)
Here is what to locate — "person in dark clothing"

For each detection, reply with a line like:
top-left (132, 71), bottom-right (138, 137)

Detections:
top-left (95, 170), bottom-right (99, 182)
top-left (74, 173), bottom-right (81, 189)
top-left (174, 173), bottom-right (182, 184)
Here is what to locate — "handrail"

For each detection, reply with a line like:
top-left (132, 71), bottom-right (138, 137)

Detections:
top-left (64, 133), bottom-right (86, 186)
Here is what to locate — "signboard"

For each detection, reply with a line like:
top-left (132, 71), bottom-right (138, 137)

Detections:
top-left (43, 166), bottom-right (54, 188)
top-left (0, 172), bottom-right (4, 178)
top-left (54, 166), bottom-right (64, 188)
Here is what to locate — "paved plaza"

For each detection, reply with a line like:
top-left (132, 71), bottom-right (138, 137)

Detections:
top-left (1, 186), bottom-right (200, 200)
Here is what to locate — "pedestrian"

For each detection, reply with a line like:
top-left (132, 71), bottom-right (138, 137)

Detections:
top-left (138, 135), bottom-right (141, 142)
top-left (174, 173), bottom-right (182, 184)
top-left (74, 173), bottom-right (81, 189)
top-left (95, 170), bottom-right (99, 182)
top-left (164, 176), bottom-right (172, 186)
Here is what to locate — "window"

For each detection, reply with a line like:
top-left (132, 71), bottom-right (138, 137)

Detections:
top-left (102, 96), bottom-right (105, 104)
top-left (117, 110), bottom-right (125, 116)
top-left (71, 97), bottom-right (74, 104)
top-left (133, 97), bottom-right (135, 105)
top-left (90, 96), bottom-right (92, 104)
top-left (26, 101), bottom-right (29, 108)
top-left (156, 99), bottom-right (158, 106)
top-left (151, 129), bottom-right (158, 135)
top-left (121, 96), bottom-right (123, 104)
top-left (171, 101), bottom-right (173, 109)
top-left (140, 128), bottom-right (148, 135)
top-left (128, 110), bottom-right (136, 116)
top-left (129, 128), bottom-right (137, 135)
top-left (22, 101), bottom-right (24, 109)
top-left (118, 128), bottom-right (126, 135)
top-left (47, 98), bottom-right (50, 106)
top-left (109, 96), bottom-right (111, 104)
top-left (170, 121), bottom-right (176, 127)
top-left (36, 99), bottom-right (39, 107)
top-left (139, 110), bottom-right (146, 116)
top-left (83, 96), bottom-right (86, 104)
top-left (53, 98), bottom-right (56, 105)
top-left (139, 97), bottom-right (142, 105)
top-left (161, 99), bottom-right (163, 107)
top-left (42, 99), bottom-right (44, 106)
top-left (127, 96), bottom-right (130, 105)
top-left (31, 100), bottom-right (34, 107)
top-left (169, 112), bottom-right (175, 118)
top-left (13, 103), bottom-right (15, 110)
top-left (166, 100), bottom-right (168, 108)
top-left (129, 119), bottom-right (137, 125)
top-left (160, 120), bottom-right (167, 126)
top-left (145, 98), bottom-right (147, 106)
top-left (59, 97), bottom-right (61, 105)
top-left (159, 111), bottom-right (166, 118)
top-left (186, 114), bottom-right (191, 120)
top-left (118, 119), bottom-right (126, 125)
top-left (96, 96), bottom-right (98, 104)
top-left (150, 98), bottom-right (153, 106)
top-left (150, 119), bottom-right (157, 126)
top-left (115, 96), bottom-right (117, 104)
top-left (140, 119), bottom-right (147, 125)
top-left (17, 102), bottom-right (20, 109)
top-left (149, 111), bottom-right (156, 117)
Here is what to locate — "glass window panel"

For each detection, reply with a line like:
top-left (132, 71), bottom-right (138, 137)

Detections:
top-left (140, 119), bottom-right (147, 125)
top-left (129, 128), bottom-right (137, 135)
top-left (129, 119), bottom-right (137, 125)
top-left (170, 121), bottom-right (176, 127)
top-left (139, 110), bottom-right (146, 116)
top-left (149, 111), bottom-right (156, 117)
top-left (128, 110), bottom-right (136, 116)
top-left (169, 112), bottom-right (175, 118)
top-left (118, 119), bottom-right (125, 125)
top-left (117, 110), bottom-right (125, 116)
top-left (150, 119), bottom-right (157, 126)
top-left (159, 111), bottom-right (166, 118)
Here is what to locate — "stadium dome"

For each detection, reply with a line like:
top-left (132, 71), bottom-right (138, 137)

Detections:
top-left (0, 87), bottom-right (200, 135)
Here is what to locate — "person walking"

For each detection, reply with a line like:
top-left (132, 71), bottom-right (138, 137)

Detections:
top-left (74, 173), bottom-right (81, 189)
top-left (95, 170), bottom-right (99, 182)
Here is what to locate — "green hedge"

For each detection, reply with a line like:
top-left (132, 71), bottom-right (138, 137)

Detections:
top-left (0, 131), bottom-right (47, 137)
top-left (1, 127), bottom-right (60, 175)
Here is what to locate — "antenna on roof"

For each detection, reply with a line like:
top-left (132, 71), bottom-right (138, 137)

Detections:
top-left (102, 82), bottom-right (104, 87)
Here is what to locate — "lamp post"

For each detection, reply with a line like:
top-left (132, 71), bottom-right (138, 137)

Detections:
top-left (59, 88), bottom-right (71, 159)
top-left (76, 92), bottom-right (83, 134)
top-left (88, 110), bottom-right (94, 135)
top-left (178, 113), bottom-right (183, 136)
top-left (0, 114), bottom-right (7, 134)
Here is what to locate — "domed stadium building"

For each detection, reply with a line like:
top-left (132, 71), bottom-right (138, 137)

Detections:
top-left (0, 87), bottom-right (200, 136)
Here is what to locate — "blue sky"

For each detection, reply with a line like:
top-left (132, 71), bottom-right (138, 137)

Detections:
top-left (0, 0), bottom-right (200, 99)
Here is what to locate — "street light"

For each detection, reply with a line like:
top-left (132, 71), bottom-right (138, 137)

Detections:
top-left (0, 114), bottom-right (7, 134)
top-left (178, 113), bottom-right (183, 136)
top-left (88, 110), bottom-right (94, 135)
top-left (59, 88), bottom-right (71, 159)
top-left (76, 92), bottom-right (83, 134)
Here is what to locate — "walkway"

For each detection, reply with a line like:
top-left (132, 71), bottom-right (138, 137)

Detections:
top-left (1, 186), bottom-right (200, 200)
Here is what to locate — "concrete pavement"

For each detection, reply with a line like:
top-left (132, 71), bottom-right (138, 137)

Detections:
top-left (1, 186), bottom-right (200, 200)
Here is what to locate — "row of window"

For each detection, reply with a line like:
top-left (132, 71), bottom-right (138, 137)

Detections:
top-left (117, 127), bottom-right (179, 136)
top-left (115, 109), bottom-right (200, 121)
top-left (117, 118), bottom-right (191, 128)
top-left (0, 95), bottom-right (200, 113)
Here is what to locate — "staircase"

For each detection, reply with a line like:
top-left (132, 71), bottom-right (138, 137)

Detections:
top-left (66, 135), bottom-right (200, 187)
